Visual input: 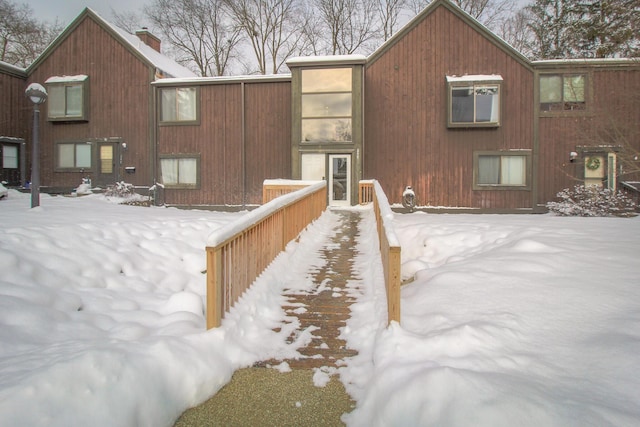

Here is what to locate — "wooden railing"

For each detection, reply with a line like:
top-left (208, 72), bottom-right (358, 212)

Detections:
top-left (206, 181), bottom-right (327, 329)
top-left (358, 180), bottom-right (374, 205)
top-left (369, 180), bottom-right (402, 325)
top-left (263, 179), bottom-right (323, 204)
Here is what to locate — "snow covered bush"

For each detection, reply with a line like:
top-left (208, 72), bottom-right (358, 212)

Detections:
top-left (105, 181), bottom-right (136, 198)
top-left (74, 177), bottom-right (93, 195)
top-left (0, 182), bottom-right (8, 199)
top-left (547, 184), bottom-right (637, 217)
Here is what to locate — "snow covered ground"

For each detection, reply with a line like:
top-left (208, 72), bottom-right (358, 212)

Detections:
top-left (1, 189), bottom-right (639, 426)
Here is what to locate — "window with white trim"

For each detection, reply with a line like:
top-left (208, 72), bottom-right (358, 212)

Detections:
top-left (447, 75), bottom-right (502, 127)
top-left (56, 142), bottom-right (92, 170)
top-left (540, 74), bottom-right (586, 112)
top-left (160, 155), bottom-right (199, 188)
top-left (473, 151), bottom-right (531, 190)
top-left (46, 75), bottom-right (88, 121)
top-left (160, 87), bottom-right (198, 123)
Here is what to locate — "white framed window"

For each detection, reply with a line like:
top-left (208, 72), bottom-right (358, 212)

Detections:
top-left (160, 155), bottom-right (199, 188)
top-left (46, 75), bottom-right (88, 121)
top-left (473, 151), bottom-right (531, 190)
top-left (447, 75), bottom-right (502, 127)
top-left (56, 142), bottom-right (92, 170)
top-left (160, 87), bottom-right (198, 123)
top-left (540, 74), bottom-right (586, 112)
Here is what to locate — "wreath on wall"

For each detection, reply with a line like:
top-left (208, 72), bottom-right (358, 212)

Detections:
top-left (586, 156), bottom-right (601, 171)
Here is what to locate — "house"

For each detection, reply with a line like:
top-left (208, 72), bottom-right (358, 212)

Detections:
top-left (13, 8), bottom-right (196, 195)
top-left (4, 0), bottom-right (639, 210)
top-left (0, 61), bottom-right (28, 186)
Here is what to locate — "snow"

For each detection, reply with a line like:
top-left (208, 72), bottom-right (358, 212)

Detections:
top-left (1, 189), bottom-right (640, 426)
top-left (446, 74), bottom-right (503, 82)
top-left (45, 75), bottom-right (88, 83)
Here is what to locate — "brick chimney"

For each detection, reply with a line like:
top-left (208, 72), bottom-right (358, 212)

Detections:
top-left (135, 28), bottom-right (161, 52)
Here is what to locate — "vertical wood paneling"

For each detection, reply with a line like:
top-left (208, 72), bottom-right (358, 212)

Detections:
top-left (27, 16), bottom-right (154, 190)
top-left (366, 5), bottom-right (534, 209)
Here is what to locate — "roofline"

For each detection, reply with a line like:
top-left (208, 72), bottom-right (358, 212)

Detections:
top-left (0, 60), bottom-right (27, 78)
top-left (26, 8), bottom-right (167, 76)
top-left (367, 0), bottom-right (532, 70)
top-left (286, 55), bottom-right (367, 68)
top-left (152, 74), bottom-right (292, 86)
top-left (533, 58), bottom-right (640, 70)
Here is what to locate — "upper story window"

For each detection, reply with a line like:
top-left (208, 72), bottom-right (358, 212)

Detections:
top-left (46, 75), bottom-right (88, 121)
top-left (301, 68), bottom-right (352, 143)
top-left (447, 75), bottom-right (502, 128)
top-left (540, 74), bottom-right (586, 112)
top-left (160, 87), bottom-right (198, 124)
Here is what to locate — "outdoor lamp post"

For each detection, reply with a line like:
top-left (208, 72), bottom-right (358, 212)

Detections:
top-left (25, 83), bottom-right (47, 208)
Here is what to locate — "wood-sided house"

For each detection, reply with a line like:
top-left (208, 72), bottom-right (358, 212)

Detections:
top-left (15, 8), bottom-right (196, 194)
top-left (4, 0), bottom-right (639, 210)
top-left (0, 61), bottom-right (28, 186)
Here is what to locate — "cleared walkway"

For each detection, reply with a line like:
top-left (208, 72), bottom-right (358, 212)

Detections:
top-left (174, 210), bottom-right (363, 426)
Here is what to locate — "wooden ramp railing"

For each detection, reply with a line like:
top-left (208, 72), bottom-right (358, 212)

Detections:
top-left (360, 180), bottom-right (401, 325)
top-left (206, 181), bottom-right (327, 329)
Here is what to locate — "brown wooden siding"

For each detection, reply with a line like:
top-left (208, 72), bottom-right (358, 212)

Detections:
top-left (365, 6), bottom-right (534, 209)
top-left (0, 68), bottom-right (28, 139)
top-left (158, 80), bottom-right (291, 206)
top-left (537, 68), bottom-right (640, 204)
top-left (27, 16), bottom-right (154, 191)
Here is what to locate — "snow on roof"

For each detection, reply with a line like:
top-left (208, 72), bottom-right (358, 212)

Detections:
top-left (45, 75), bottom-right (89, 83)
top-left (446, 74), bottom-right (503, 82)
top-left (95, 12), bottom-right (196, 79)
top-left (286, 54), bottom-right (367, 67)
top-left (153, 74), bottom-right (291, 86)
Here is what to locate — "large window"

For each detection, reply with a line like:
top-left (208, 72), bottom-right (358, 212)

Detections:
top-left (301, 68), bottom-right (352, 142)
top-left (447, 76), bottom-right (501, 127)
top-left (56, 142), bottom-right (92, 170)
top-left (474, 151), bottom-right (531, 190)
top-left (160, 155), bottom-right (199, 188)
top-left (160, 87), bottom-right (198, 124)
top-left (46, 76), bottom-right (88, 121)
top-left (540, 74), bottom-right (586, 112)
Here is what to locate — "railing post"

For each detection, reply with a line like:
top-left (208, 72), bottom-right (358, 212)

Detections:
top-left (206, 246), bottom-right (223, 329)
top-left (387, 246), bottom-right (401, 323)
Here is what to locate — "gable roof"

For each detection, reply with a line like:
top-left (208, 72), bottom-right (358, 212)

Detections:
top-left (367, 0), bottom-right (532, 70)
top-left (26, 8), bottom-right (196, 78)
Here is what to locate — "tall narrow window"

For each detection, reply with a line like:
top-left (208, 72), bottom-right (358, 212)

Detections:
top-left (301, 68), bottom-right (352, 143)
top-left (160, 87), bottom-right (198, 123)
top-left (447, 76), bottom-right (502, 127)
top-left (540, 74), bottom-right (586, 112)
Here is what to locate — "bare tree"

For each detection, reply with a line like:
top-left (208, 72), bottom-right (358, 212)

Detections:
top-left (498, 7), bottom-right (534, 57)
top-left (378, 0), bottom-right (408, 40)
top-left (407, 0), bottom-right (513, 31)
top-left (311, 0), bottom-right (379, 55)
top-left (111, 8), bottom-right (147, 34)
top-left (0, 0), bottom-right (62, 67)
top-left (223, 0), bottom-right (308, 74)
top-left (145, 0), bottom-right (242, 76)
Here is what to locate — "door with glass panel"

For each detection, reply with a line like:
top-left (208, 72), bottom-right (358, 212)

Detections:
top-left (329, 154), bottom-right (350, 206)
top-left (96, 142), bottom-right (119, 186)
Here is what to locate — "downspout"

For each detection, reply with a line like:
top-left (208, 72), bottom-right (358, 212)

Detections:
top-left (532, 68), bottom-right (540, 212)
top-left (241, 81), bottom-right (246, 209)
top-left (150, 68), bottom-right (158, 203)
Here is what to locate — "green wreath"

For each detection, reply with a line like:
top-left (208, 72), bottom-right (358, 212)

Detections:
top-left (586, 156), bottom-right (601, 171)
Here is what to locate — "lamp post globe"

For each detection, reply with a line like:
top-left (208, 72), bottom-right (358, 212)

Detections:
top-left (25, 83), bottom-right (47, 208)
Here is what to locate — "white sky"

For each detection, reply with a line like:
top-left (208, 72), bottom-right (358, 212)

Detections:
top-left (27, 0), bottom-right (148, 25)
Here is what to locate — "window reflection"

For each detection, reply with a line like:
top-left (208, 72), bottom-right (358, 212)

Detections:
top-left (302, 93), bottom-right (351, 117)
top-left (302, 119), bottom-right (352, 142)
top-left (302, 68), bottom-right (351, 93)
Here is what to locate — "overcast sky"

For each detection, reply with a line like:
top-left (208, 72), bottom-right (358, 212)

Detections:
top-left (27, 0), bottom-right (148, 26)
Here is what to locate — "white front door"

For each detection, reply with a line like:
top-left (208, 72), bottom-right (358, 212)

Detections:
top-left (329, 154), bottom-right (350, 206)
